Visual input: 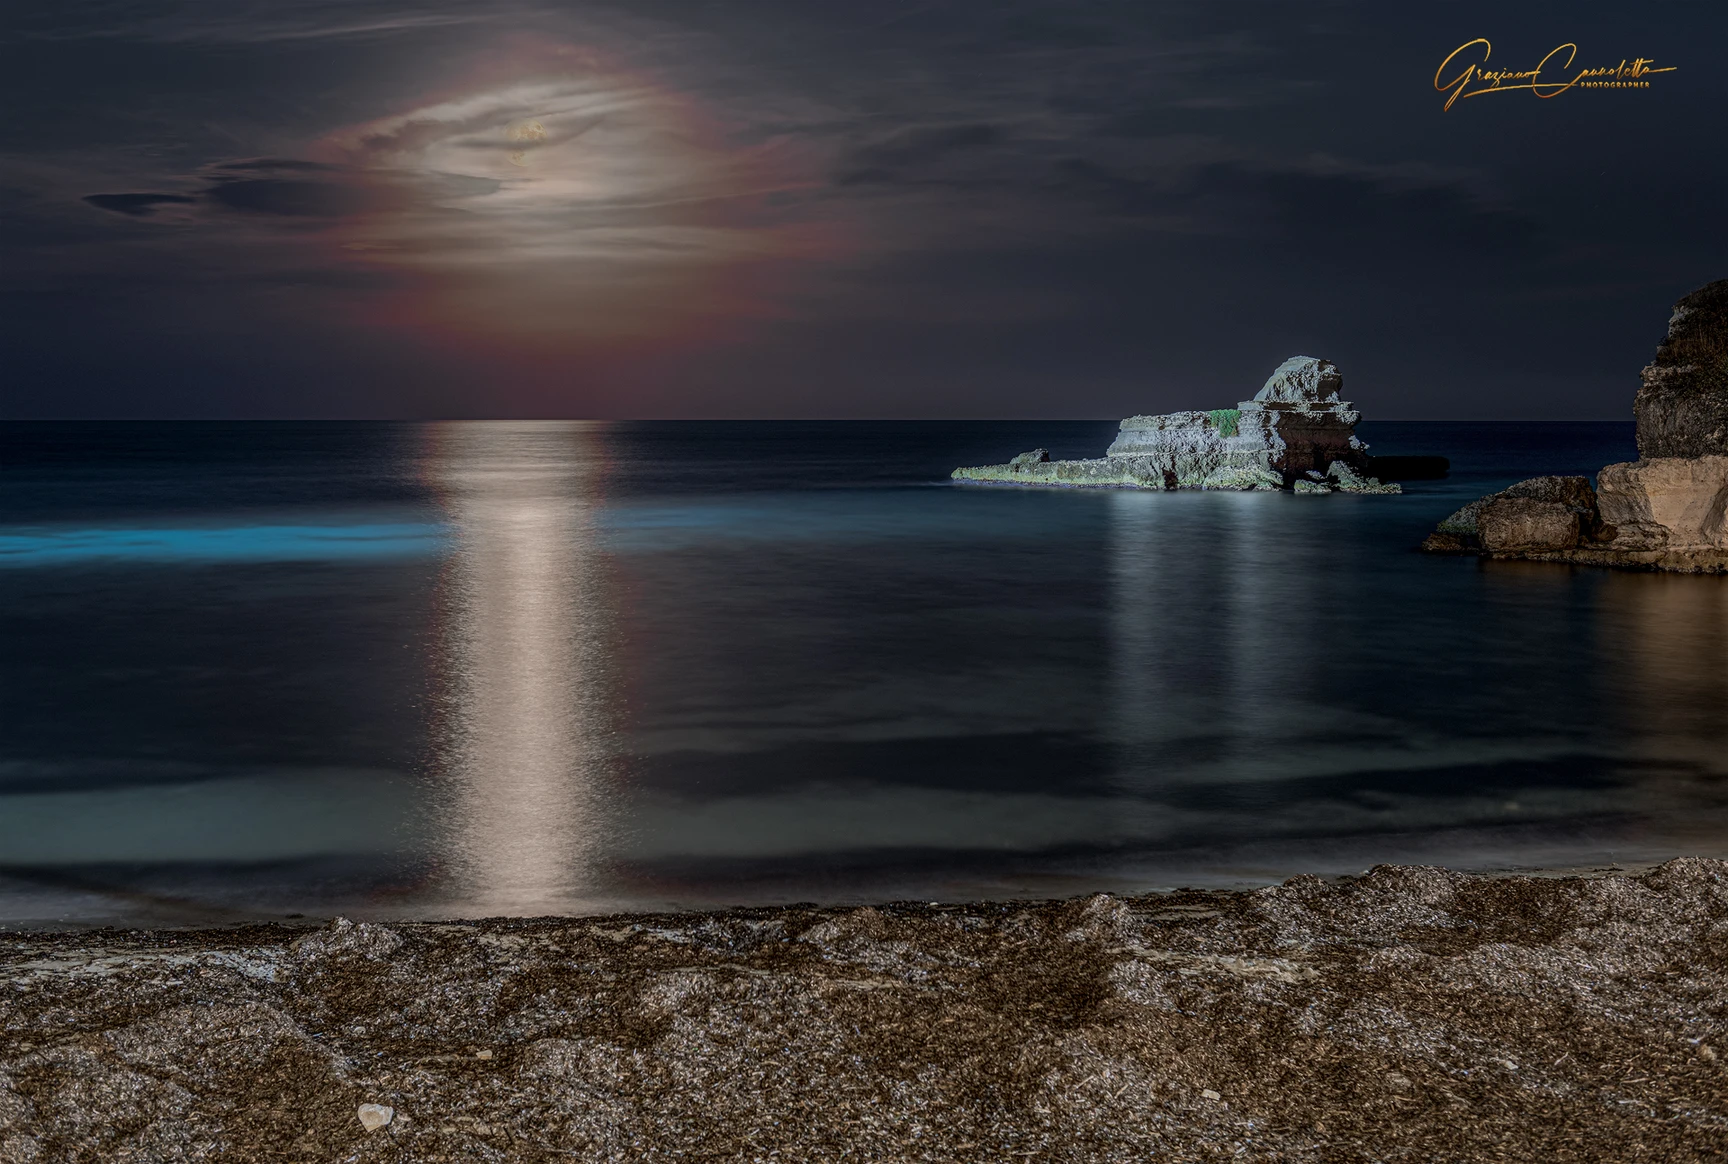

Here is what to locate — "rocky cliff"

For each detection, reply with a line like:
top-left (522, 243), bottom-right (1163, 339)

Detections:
top-left (1424, 280), bottom-right (1728, 572)
top-left (953, 357), bottom-right (1400, 493)
top-left (1635, 280), bottom-right (1728, 459)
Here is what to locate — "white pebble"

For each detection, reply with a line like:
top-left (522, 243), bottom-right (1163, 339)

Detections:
top-left (475, 1049), bottom-right (494, 1060)
top-left (358, 1103), bottom-right (394, 1132)
top-left (1201, 1089), bottom-right (1222, 1101)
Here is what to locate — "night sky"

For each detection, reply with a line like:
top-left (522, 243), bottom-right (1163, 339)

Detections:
top-left (3, 1), bottom-right (1722, 419)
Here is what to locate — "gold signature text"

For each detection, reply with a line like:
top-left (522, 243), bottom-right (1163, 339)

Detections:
top-left (1436, 39), bottom-right (1676, 111)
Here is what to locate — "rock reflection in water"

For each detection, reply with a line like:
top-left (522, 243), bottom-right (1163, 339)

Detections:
top-left (426, 422), bottom-right (617, 914)
top-left (1108, 489), bottom-right (1220, 788)
top-left (1600, 571), bottom-right (1728, 780)
top-left (1107, 491), bottom-right (1324, 794)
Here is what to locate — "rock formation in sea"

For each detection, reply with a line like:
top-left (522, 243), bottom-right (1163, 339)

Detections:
top-left (952, 356), bottom-right (1401, 493)
top-left (1424, 280), bottom-right (1728, 572)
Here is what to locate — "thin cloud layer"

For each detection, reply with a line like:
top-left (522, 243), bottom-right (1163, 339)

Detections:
top-left (75, 40), bottom-right (841, 345)
top-left (10, 0), bottom-right (484, 43)
top-left (4, 1), bottom-right (1724, 417)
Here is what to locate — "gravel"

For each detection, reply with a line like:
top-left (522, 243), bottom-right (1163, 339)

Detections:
top-left (3, 861), bottom-right (1726, 1161)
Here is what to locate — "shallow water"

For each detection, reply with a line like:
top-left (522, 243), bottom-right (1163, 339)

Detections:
top-left (4, 419), bottom-right (1725, 926)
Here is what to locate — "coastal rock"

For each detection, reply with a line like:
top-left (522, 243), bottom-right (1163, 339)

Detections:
top-left (1417, 282), bottom-right (1728, 569)
top-left (1422, 447), bottom-right (1728, 573)
top-left (1327, 461), bottom-right (1400, 495)
top-left (290, 917), bottom-right (402, 965)
top-left (1196, 464), bottom-right (1286, 490)
top-left (1596, 456), bottom-right (1728, 549)
top-left (1477, 498), bottom-right (1581, 553)
top-left (1503, 474), bottom-right (1600, 513)
top-left (1252, 354), bottom-right (1344, 405)
top-left (1433, 502), bottom-right (1487, 541)
top-left (1418, 530), bottom-right (1469, 553)
top-left (1424, 476), bottom-right (1600, 554)
top-left (1634, 280), bottom-right (1728, 459)
top-left (954, 357), bottom-right (1400, 493)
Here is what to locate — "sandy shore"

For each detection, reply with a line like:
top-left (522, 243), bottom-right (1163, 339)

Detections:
top-left (2, 861), bottom-right (1725, 1162)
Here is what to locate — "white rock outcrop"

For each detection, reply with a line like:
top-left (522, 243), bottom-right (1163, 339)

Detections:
top-left (953, 356), bottom-right (1398, 493)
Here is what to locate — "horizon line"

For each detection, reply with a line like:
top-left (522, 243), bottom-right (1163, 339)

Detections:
top-left (0, 415), bottom-right (1638, 424)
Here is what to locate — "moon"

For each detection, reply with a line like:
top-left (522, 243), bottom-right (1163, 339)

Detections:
top-left (505, 119), bottom-right (546, 167)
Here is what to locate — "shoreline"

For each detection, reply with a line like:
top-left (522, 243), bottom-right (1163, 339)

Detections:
top-left (10, 814), bottom-right (1715, 934)
top-left (4, 860), bottom-right (1725, 1161)
top-left (0, 845), bottom-right (1696, 934)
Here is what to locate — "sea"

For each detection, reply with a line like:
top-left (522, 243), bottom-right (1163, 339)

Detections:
top-left (4, 420), bottom-right (1725, 928)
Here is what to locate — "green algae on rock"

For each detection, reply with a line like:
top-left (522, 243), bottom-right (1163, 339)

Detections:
top-left (952, 356), bottom-right (1400, 493)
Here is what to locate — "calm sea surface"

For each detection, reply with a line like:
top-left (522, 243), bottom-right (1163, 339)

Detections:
top-left (4, 420), bottom-right (1725, 927)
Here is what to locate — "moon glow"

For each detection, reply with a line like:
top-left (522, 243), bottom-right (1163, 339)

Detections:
top-left (506, 119), bottom-right (547, 167)
top-left (307, 47), bottom-right (838, 350)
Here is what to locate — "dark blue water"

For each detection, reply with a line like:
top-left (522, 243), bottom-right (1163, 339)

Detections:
top-left (5, 420), bottom-right (1725, 927)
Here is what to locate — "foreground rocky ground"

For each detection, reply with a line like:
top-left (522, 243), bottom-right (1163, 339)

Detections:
top-left (3, 862), bottom-right (1726, 1162)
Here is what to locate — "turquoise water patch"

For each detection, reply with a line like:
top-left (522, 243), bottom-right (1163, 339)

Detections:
top-left (0, 522), bottom-right (448, 566)
top-left (597, 491), bottom-right (1093, 552)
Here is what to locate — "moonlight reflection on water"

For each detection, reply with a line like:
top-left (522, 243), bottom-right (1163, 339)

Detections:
top-left (427, 421), bottom-right (617, 914)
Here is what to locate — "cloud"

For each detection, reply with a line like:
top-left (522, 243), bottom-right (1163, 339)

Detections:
top-left (205, 177), bottom-right (401, 218)
top-left (1033, 147), bottom-right (1540, 257)
top-left (807, 106), bottom-right (1537, 267)
top-left (52, 43), bottom-right (843, 350)
top-left (80, 156), bottom-right (502, 223)
top-left (192, 157), bottom-right (391, 220)
top-left (82, 192), bottom-right (196, 217)
top-left (1218, 162), bottom-right (1540, 256)
top-left (843, 123), bottom-right (1005, 172)
top-left (12, 1), bottom-right (481, 44)
top-left (209, 158), bottom-right (344, 174)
